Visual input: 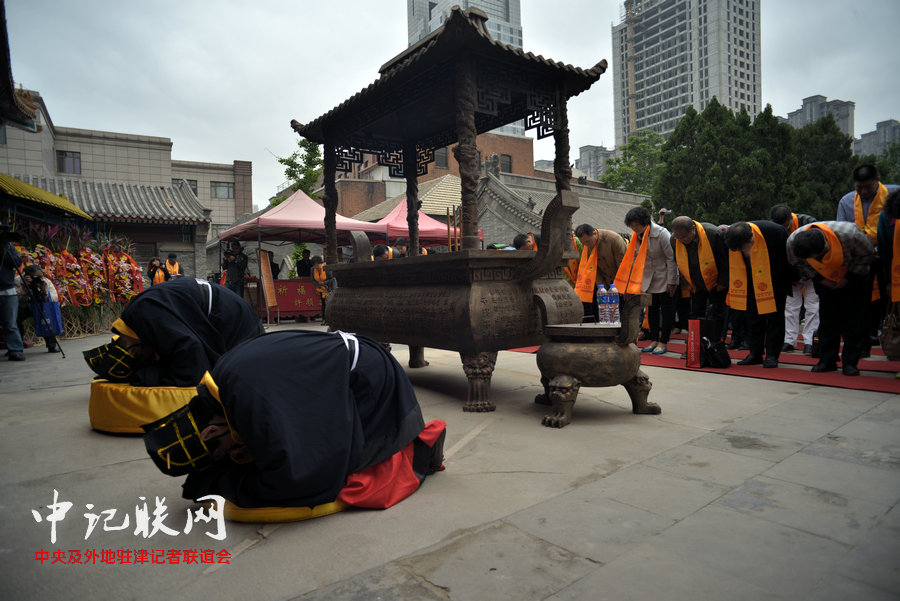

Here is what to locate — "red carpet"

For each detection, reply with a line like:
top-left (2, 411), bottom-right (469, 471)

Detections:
top-left (637, 339), bottom-right (900, 374)
top-left (506, 339), bottom-right (900, 394)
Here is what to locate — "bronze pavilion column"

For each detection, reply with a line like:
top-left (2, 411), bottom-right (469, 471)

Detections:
top-left (402, 141), bottom-right (420, 256)
top-left (452, 54), bottom-right (480, 251)
top-left (322, 141), bottom-right (339, 265)
top-left (403, 140), bottom-right (428, 369)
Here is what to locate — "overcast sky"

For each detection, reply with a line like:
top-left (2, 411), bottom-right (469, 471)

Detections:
top-left (6, 1), bottom-right (900, 208)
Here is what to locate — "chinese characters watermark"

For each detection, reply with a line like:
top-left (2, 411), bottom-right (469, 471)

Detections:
top-left (32, 490), bottom-right (226, 544)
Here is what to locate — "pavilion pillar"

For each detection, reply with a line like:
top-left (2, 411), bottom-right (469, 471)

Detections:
top-left (403, 141), bottom-right (420, 256)
top-left (323, 141), bottom-right (339, 264)
top-left (452, 54), bottom-right (480, 251)
top-left (552, 89), bottom-right (572, 195)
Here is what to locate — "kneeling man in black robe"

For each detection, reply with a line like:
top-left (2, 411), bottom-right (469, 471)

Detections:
top-left (142, 330), bottom-right (446, 510)
top-left (84, 277), bottom-right (264, 387)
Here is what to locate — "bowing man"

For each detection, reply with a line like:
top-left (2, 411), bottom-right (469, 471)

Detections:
top-left (787, 221), bottom-right (876, 376)
top-left (722, 221), bottom-right (790, 368)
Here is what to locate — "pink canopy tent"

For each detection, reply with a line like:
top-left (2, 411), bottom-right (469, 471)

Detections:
top-left (218, 188), bottom-right (388, 243)
top-left (377, 200), bottom-right (477, 244)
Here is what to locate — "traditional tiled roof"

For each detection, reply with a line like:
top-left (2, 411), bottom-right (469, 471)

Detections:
top-left (0, 172), bottom-right (90, 219)
top-left (13, 175), bottom-right (209, 224)
top-left (482, 173), bottom-right (647, 236)
top-left (0, 3), bottom-right (38, 132)
top-left (352, 175), bottom-right (462, 221)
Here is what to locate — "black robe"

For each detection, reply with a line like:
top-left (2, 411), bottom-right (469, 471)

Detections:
top-left (182, 330), bottom-right (425, 508)
top-left (119, 278), bottom-right (263, 387)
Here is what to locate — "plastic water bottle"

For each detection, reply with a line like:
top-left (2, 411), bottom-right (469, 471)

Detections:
top-left (608, 284), bottom-right (621, 326)
top-left (596, 285), bottom-right (607, 324)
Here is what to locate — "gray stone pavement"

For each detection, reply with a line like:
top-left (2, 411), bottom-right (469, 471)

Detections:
top-left (0, 322), bottom-right (898, 601)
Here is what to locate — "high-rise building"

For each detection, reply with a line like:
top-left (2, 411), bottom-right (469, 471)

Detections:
top-left (612, 0), bottom-right (761, 147)
top-left (577, 145), bottom-right (617, 181)
top-left (780, 95), bottom-right (855, 138)
top-left (408, 0), bottom-right (524, 135)
top-left (408, 0), bottom-right (522, 48)
top-left (854, 119), bottom-right (900, 157)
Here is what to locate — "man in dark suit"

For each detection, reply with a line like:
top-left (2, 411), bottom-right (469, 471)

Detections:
top-left (723, 221), bottom-right (791, 368)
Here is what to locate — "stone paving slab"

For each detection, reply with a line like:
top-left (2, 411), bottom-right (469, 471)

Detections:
top-left (717, 475), bottom-right (889, 546)
top-left (505, 488), bottom-right (675, 564)
top-left (399, 522), bottom-right (599, 601)
top-left (764, 452), bottom-right (900, 507)
top-left (645, 504), bottom-right (851, 598)
top-left (575, 463), bottom-right (731, 521)
top-left (544, 543), bottom-right (788, 601)
top-left (689, 428), bottom-right (807, 463)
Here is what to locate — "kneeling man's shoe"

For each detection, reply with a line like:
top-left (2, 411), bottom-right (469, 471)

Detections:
top-left (737, 354), bottom-right (763, 366)
top-left (842, 365), bottom-right (860, 376)
top-left (781, 343), bottom-right (794, 353)
top-left (811, 361), bottom-right (837, 373)
top-left (763, 357), bottom-right (778, 368)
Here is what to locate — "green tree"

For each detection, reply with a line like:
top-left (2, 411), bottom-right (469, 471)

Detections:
top-left (866, 141), bottom-right (900, 184)
top-left (601, 130), bottom-right (665, 194)
top-left (655, 100), bottom-right (859, 225)
top-left (790, 115), bottom-right (854, 219)
top-left (271, 138), bottom-right (323, 207)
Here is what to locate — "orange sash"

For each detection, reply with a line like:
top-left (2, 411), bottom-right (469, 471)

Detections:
top-left (574, 242), bottom-right (599, 302)
top-left (563, 235), bottom-right (580, 284)
top-left (787, 213), bottom-right (799, 234)
top-left (892, 219), bottom-right (900, 301)
top-left (727, 223), bottom-right (776, 314)
top-left (313, 264), bottom-right (328, 296)
top-left (805, 224), bottom-right (848, 283)
top-left (527, 233), bottom-right (538, 250)
top-left (152, 266), bottom-right (166, 285)
top-left (165, 260), bottom-right (179, 275)
top-left (614, 228), bottom-right (650, 294)
top-left (675, 221), bottom-right (718, 293)
top-left (854, 183), bottom-right (888, 243)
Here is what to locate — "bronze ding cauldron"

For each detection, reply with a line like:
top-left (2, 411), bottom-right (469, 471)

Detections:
top-left (535, 293), bottom-right (660, 427)
top-left (326, 191), bottom-right (583, 412)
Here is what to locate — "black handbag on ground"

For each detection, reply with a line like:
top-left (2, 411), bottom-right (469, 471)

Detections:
top-left (701, 337), bottom-right (732, 368)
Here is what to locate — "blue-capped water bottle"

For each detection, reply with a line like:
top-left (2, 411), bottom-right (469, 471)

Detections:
top-left (596, 285), bottom-right (607, 324)
top-left (608, 284), bottom-right (620, 326)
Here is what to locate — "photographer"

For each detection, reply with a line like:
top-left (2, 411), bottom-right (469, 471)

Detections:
top-left (1, 226), bottom-right (25, 361)
top-left (147, 257), bottom-right (169, 285)
top-left (222, 241), bottom-right (248, 298)
top-left (15, 264), bottom-right (61, 353)
top-left (657, 207), bottom-right (673, 225)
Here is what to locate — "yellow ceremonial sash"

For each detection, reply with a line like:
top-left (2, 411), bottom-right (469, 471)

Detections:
top-left (152, 267), bottom-right (166, 285)
top-left (788, 213), bottom-right (799, 234)
top-left (166, 260), bottom-right (179, 275)
top-left (574, 242), bottom-right (599, 302)
top-left (805, 224), bottom-right (848, 283)
top-left (727, 223), bottom-right (776, 314)
top-left (854, 183), bottom-right (888, 243)
top-left (675, 221), bottom-right (718, 293)
top-left (614, 228), bottom-right (650, 294)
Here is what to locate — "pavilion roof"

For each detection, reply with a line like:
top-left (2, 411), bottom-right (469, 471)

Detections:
top-left (292, 7), bottom-right (606, 169)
